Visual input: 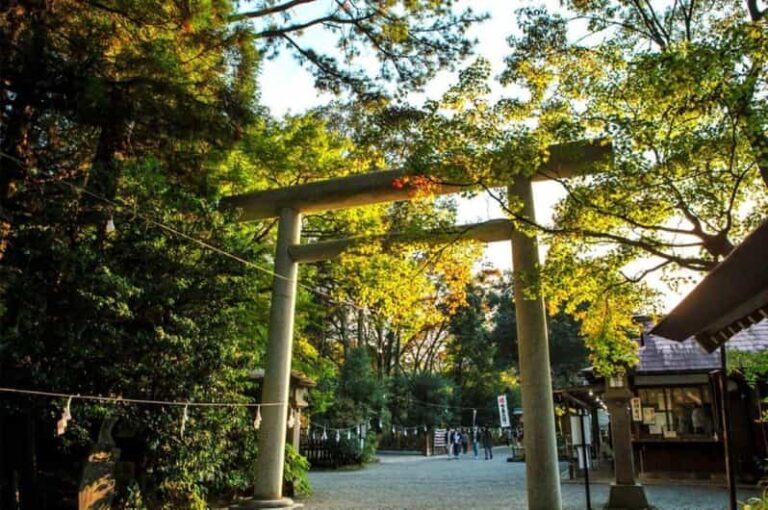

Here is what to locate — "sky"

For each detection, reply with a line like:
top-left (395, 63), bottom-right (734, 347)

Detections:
top-left (255, 1), bottom-right (696, 311)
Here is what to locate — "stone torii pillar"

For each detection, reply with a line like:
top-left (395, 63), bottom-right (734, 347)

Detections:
top-left (510, 177), bottom-right (561, 509)
top-left (252, 208), bottom-right (301, 507)
top-left (223, 140), bottom-right (610, 509)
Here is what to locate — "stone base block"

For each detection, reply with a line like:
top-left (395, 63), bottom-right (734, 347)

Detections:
top-left (230, 497), bottom-right (302, 509)
top-left (605, 483), bottom-right (651, 510)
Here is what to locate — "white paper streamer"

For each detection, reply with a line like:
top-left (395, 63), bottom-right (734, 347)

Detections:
top-left (180, 403), bottom-right (189, 438)
top-left (253, 406), bottom-right (262, 430)
top-left (56, 396), bottom-right (73, 436)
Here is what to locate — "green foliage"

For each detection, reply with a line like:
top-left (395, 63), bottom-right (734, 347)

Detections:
top-left (8, 0), bottom-right (767, 503)
top-left (386, 373), bottom-right (413, 427)
top-left (238, 1), bottom-right (486, 96)
top-left (331, 429), bottom-right (378, 465)
top-left (406, 373), bottom-right (455, 427)
top-left (488, 272), bottom-right (589, 386)
top-left (500, 3), bottom-right (768, 375)
top-left (0, 0), bottom-right (494, 504)
top-left (335, 0), bottom-right (768, 376)
top-left (316, 347), bottom-right (382, 435)
top-left (338, 348), bottom-right (383, 409)
top-left (117, 482), bottom-right (148, 510)
top-left (283, 444), bottom-right (312, 498)
top-left (2, 163), bottom-right (267, 505)
top-left (729, 349), bottom-right (768, 387)
top-left (741, 489), bottom-right (768, 510)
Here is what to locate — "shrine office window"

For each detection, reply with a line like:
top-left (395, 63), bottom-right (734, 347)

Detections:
top-left (636, 386), bottom-right (714, 439)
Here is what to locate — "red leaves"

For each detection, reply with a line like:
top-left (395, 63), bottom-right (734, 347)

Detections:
top-left (391, 176), bottom-right (438, 196)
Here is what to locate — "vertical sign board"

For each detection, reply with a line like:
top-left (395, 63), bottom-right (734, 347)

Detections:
top-left (433, 428), bottom-right (447, 454)
top-left (497, 395), bottom-right (511, 428)
top-left (631, 397), bottom-right (643, 422)
top-left (569, 414), bottom-right (593, 469)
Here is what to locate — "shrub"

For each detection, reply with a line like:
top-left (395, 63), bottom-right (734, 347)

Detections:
top-left (283, 443), bottom-right (312, 497)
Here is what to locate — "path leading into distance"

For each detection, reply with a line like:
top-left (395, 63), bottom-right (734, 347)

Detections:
top-left (303, 447), bottom-right (758, 509)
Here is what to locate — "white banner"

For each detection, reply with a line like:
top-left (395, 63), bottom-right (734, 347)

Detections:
top-left (569, 415), bottom-right (592, 446)
top-left (497, 395), bottom-right (511, 428)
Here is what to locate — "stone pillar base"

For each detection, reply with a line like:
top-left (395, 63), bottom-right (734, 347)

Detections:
top-left (230, 497), bottom-right (302, 509)
top-left (605, 483), bottom-right (651, 510)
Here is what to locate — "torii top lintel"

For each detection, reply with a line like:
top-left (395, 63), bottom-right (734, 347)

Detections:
top-left (223, 139), bottom-right (611, 221)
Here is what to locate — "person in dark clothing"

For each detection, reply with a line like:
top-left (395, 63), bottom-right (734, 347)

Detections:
top-left (481, 427), bottom-right (494, 460)
top-left (453, 430), bottom-right (462, 458)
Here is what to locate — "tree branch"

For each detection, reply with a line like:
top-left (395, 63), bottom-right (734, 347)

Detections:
top-left (230, 0), bottom-right (319, 22)
top-left (747, 0), bottom-right (766, 21)
top-left (255, 11), bottom-right (375, 39)
top-left (480, 183), bottom-right (716, 272)
top-left (541, 171), bottom-right (702, 237)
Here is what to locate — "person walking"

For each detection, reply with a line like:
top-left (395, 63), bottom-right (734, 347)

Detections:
top-left (453, 429), bottom-right (462, 459)
top-left (472, 427), bottom-right (480, 459)
top-left (482, 427), bottom-right (494, 460)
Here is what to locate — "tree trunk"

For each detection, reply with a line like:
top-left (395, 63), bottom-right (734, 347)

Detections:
top-left (394, 330), bottom-right (402, 375)
top-left (743, 107), bottom-right (768, 190)
top-left (339, 309), bottom-right (350, 357)
top-left (384, 330), bottom-right (395, 377)
top-left (356, 309), bottom-right (364, 349)
top-left (84, 90), bottom-right (127, 241)
top-left (0, 2), bottom-right (49, 254)
top-left (375, 323), bottom-right (384, 377)
top-left (19, 411), bottom-right (39, 510)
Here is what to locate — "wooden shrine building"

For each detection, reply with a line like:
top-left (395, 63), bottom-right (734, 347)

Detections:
top-left (584, 321), bottom-right (768, 482)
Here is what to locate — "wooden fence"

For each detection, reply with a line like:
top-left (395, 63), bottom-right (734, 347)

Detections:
top-left (299, 432), bottom-right (361, 468)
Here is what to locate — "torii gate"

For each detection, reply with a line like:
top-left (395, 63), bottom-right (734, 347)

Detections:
top-left (224, 140), bottom-right (610, 510)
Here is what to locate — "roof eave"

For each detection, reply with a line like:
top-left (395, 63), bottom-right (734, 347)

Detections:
top-left (651, 219), bottom-right (768, 352)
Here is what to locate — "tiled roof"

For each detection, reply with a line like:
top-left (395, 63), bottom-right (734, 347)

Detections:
top-left (638, 319), bottom-right (768, 373)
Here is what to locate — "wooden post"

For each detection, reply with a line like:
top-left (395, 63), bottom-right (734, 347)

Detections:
top-left (579, 410), bottom-right (592, 510)
top-left (720, 347), bottom-right (737, 510)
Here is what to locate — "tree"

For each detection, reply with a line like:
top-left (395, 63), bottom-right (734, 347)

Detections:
top-left (0, 0), bottom-right (493, 498)
top-left (1, 0), bottom-right (259, 269)
top-left (337, 2), bottom-right (767, 374)
top-left (405, 372), bottom-right (454, 428)
top-left (488, 272), bottom-right (588, 387)
top-left (1, 2), bottom-right (266, 505)
top-left (557, 0), bottom-right (768, 186)
top-left (323, 347), bottom-right (382, 425)
top-left (0, 164), bottom-right (273, 507)
top-left (233, 0), bottom-right (486, 95)
top-left (500, 2), bottom-right (767, 371)
top-left (500, 3), bottom-right (766, 265)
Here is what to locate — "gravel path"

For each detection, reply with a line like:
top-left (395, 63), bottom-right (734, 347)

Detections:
top-left (303, 447), bottom-right (759, 509)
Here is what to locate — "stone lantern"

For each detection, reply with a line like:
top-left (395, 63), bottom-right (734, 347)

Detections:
top-left (250, 369), bottom-right (316, 450)
top-left (603, 372), bottom-right (650, 509)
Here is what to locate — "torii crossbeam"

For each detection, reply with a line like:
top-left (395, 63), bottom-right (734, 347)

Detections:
top-left (224, 139), bottom-right (610, 510)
